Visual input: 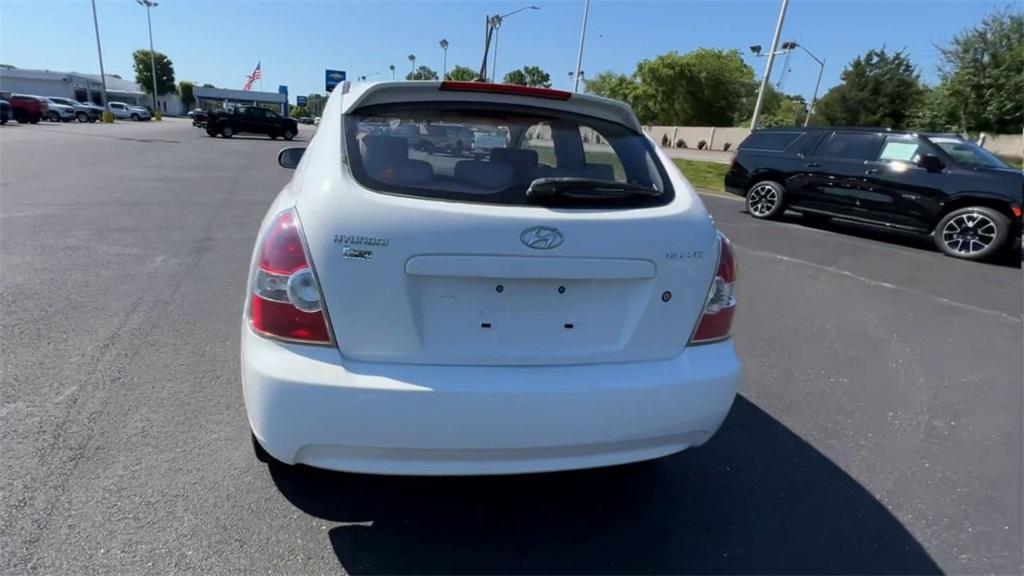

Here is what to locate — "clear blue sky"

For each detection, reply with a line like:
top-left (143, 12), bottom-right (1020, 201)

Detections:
top-left (0, 0), bottom-right (1010, 104)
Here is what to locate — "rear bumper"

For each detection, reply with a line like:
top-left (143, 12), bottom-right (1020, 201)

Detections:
top-left (723, 170), bottom-right (748, 196)
top-left (241, 326), bottom-right (740, 475)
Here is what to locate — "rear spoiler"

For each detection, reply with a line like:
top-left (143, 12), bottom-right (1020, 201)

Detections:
top-left (339, 81), bottom-right (642, 131)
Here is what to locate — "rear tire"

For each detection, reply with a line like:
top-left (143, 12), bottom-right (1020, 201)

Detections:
top-left (221, 125), bottom-right (234, 138)
top-left (934, 206), bottom-right (1009, 261)
top-left (283, 129), bottom-right (295, 141)
top-left (745, 181), bottom-right (786, 220)
top-left (48, 110), bottom-right (60, 122)
top-left (131, 113), bottom-right (140, 121)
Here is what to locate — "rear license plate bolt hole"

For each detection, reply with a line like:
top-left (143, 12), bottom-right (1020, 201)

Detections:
top-left (662, 291), bottom-right (672, 302)
top-left (481, 322), bottom-right (492, 329)
top-left (495, 284), bottom-right (504, 293)
top-left (558, 286), bottom-right (566, 294)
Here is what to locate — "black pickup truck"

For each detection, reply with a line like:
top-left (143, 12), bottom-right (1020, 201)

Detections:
top-left (205, 106), bottom-right (298, 140)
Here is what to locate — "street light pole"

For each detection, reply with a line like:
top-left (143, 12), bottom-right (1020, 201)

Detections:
top-left (572, 0), bottom-right (590, 93)
top-left (439, 39), bottom-right (449, 78)
top-left (137, 0), bottom-right (159, 117)
top-left (792, 43), bottom-right (826, 127)
top-left (90, 0), bottom-right (111, 121)
top-left (489, 6), bottom-right (538, 82)
top-left (750, 0), bottom-right (789, 130)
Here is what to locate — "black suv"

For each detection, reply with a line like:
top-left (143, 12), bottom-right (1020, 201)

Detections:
top-left (725, 127), bottom-right (1022, 261)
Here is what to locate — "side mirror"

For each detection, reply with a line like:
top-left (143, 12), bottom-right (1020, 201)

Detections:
top-left (915, 153), bottom-right (944, 172)
top-left (278, 147), bottom-right (305, 169)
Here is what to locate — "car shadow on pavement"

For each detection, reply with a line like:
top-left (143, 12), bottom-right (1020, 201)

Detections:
top-left (774, 211), bottom-right (1022, 268)
top-left (267, 395), bottom-right (942, 575)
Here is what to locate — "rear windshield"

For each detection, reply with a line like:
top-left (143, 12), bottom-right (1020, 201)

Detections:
top-left (740, 131), bottom-right (803, 151)
top-left (344, 103), bottom-right (674, 208)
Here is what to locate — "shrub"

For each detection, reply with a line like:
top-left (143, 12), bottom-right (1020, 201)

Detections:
top-left (661, 134), bottom-right (670, 147)
top-left (723, 142), bottom-right (732, 152)
top-left (697, 140), bottom-right (707, 150)
top-left (675, 138), bottom-right (687, 148)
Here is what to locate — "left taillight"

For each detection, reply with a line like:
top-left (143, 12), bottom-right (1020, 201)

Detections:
top-left (248, 209), bottom-right (331, 345)
top-left (689, 232), bottom-right (737, 345)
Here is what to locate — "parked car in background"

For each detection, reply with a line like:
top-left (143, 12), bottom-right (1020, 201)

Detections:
top-left (38, 97), bottom-right (76, 122)
top-left (8, 94), bottom-right (47, 124)
top-left (45, 97), bottom-right (98, 122)
top-left (190, 109), bottom-right (208, 128)
top-left (472, 129), bottom-right (509, 156)
top-left (725, 127), bottom-right (1022, 261)
top-left (244, 81), bottom-right (740, 475)
top-left (108, 101), bottom-right (151, 121)
top-left (205, 106), bottom-right (297, 140)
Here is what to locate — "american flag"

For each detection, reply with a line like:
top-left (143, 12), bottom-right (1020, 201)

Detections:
top-left (242, 62), bottom-right (262, 91)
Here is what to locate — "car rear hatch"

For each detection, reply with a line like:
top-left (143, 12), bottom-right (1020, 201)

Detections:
top-left (296, 82), bottom-right (718, 366)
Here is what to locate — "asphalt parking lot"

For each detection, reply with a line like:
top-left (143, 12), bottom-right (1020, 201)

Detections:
top-left (1, 118), bottom-right (1020, 574)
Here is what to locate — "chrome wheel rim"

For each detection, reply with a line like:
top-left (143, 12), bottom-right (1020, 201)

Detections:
top-left (748, 184), bottom-right (778, 217)
top-left (942, 212), bottom-right (997, 255)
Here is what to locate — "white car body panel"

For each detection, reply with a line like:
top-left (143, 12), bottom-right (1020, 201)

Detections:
top-left (242, 81), bottom-right (740, 474)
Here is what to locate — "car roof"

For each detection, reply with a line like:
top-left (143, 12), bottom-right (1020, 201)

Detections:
top-left (338, 81), bottom-right (643, 131)
top-left (752, 126), bottom-right (958, 139)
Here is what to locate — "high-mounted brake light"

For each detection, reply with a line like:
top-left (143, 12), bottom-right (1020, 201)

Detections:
top-left (249, 210), bottom-right (331, 344)
top-left (439, 81), bottom-right (572, 101)
top-left (689, 232), bottom-right (737, 345)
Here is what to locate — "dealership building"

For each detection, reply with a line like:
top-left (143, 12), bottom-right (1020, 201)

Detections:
top-left (0, 66), bottom-right (182, 114)
top-left (192, 85), bottom-right (288, 115)
top-left (0, 65), bottom-right (289, 116)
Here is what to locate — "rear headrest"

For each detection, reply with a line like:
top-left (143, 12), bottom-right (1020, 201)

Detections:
top-left (360, 135), bottom-right (409, 173)
top-left (489, 148), bottom-right (540, 178)
top-left (454, 160), bottom-right (515, 189)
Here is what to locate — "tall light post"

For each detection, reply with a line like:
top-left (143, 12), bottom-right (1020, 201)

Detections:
top-left (90, 0), bottom-right (111, 122)
top-left (749, 0), bottom-right (789, 130)
top-left (489, 5), bottom-right (539, 82)
top-left (439, 39), bottom-right (449, 79)
top-left (136, 0), bottom-right (159, 117)
top-left (789, 41), bottom-right (826, 127)
top-left (358, 72), bottom-right (381, 81)
top-left (572, 0), bottom-right (590, 92)
top-left (389, 64), bottom-right (396, 80)
top-left (569, 70), bottom-right (584, 90)
top-left (407, 54), bottom-right (416, 79)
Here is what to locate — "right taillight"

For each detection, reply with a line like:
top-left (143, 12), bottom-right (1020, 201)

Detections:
top-left (689, 232), bottom-right (737, 345)
top-left (249, 209), bottom-right (332, 345)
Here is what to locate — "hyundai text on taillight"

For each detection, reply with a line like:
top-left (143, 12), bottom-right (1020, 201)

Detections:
top-left (249, 209), bottom-right (332, 344)
top-left (689, 232), bottom-right (737, 345)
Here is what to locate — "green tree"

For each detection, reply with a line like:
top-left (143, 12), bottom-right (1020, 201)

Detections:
top-left (446, 65), bottom-right (478, 81)
top-left (937, 11), bottom-right (1024, 133)
top-left (132, 49), bottom-right (176, 95)
top-left (289, 105), bottom-right (310, 118)
top-left (760, 95), bottom-right (808, 127)
top-left (522, 66), bottom-right (551, 87)
top-left (178, 81), bottom-right (195, 109)
top-left (304, 94), bottom-right (327, 116)
top-left (503, 69), bottom-right (528, 85)
top-left (630, 49), bottom-right (757, 125)
top-left (814, 48), bottom-right (923, 129)
top-left (502, 66), bottom-right (551, 87)
top-left (406, 65), bottom-right (439, 81)
top-left (584, 71), bottom-right (638, 104)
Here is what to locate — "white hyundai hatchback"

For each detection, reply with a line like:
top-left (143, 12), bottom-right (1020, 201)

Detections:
top-left (242, 81), bottom-right (740, 475)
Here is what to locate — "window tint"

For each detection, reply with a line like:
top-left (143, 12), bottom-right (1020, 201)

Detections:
top-left (345, 104), bottom-right (673, 208)
top-left (819, 132), bottom-right (882, 161)
top-left (740, 131), bottom-right (802, 151)
top-left (877, 136), bottom-right (921, 162)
